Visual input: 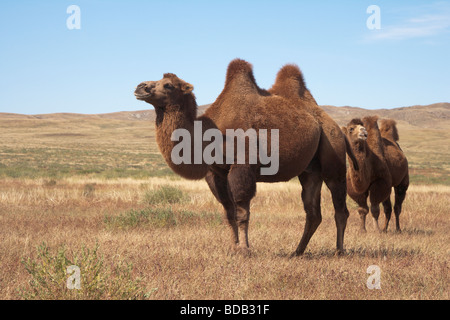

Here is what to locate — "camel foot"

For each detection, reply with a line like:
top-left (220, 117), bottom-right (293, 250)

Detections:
top-left (289, 251), bottom-right (303, 259)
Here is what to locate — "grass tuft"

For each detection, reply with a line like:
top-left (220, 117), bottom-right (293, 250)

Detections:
top-left (19, 242), bottom-right (153, 300)
top-left (104, 207), bottom-right (222, 229)
top-left (143, 185), bottom-right (186, 205)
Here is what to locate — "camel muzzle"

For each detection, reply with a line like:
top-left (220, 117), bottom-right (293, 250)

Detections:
top-left (358, 127), bottom-right (368, 140)
top-left (134, 82), bottom-right (155, 100)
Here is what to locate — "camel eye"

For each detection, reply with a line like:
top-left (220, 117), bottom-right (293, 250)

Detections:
top-left (164, 83), bottom-right (174, 90)
top-left (349, 128), bottom-right (354, 133)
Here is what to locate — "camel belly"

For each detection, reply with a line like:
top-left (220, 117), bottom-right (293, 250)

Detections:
top-left (256, 127), bottom-right (321, 182)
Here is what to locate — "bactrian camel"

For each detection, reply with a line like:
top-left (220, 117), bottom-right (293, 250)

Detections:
top-left (342, 116), bottom-right (409, 232)
top-left (134, 58), bottom-right (358, 255)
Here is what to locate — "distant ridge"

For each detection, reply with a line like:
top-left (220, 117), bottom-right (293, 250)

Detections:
top-left (1, 102), bottom-right (449, 129)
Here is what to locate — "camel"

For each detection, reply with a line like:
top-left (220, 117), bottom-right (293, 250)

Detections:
top-left (342, 116), bottom-right (408, 232)
top-left (134, 58), bottom-right (355, 255)
top-left (379, 119), bottom-right (409, 232)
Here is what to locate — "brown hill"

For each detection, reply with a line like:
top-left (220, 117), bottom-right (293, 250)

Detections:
top-left (1, 102), bottom-right (449, 129)
top-left (320, 103), bottom-right (450, 129)
top-left (1, 102), bottom-right (448, 184)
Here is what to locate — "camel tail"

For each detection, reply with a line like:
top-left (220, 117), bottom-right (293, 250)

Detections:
top-left (344, 134), bottom-right (359, 171)
top-left (379, 119), bottom-right (400, 141)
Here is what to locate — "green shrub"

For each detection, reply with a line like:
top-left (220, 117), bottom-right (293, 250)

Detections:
top-left (82, 183), bottom-right (96, 197)
top-left (19, 242), bottom-right (153, 300)
top-left (143, 185), bottom-right (186, 205)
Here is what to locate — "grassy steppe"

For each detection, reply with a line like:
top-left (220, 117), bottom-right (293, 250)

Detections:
top-left (0, 116), bottom-right (448, 299)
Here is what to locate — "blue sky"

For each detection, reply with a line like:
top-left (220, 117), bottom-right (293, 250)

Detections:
top-left (0, 0), bottom-right (449, 114)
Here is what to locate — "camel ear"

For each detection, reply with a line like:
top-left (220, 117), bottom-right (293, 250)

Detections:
top-left (341, 126), bottom-right (347, 135)
top-left (182, 83), bottom-right (194, 94)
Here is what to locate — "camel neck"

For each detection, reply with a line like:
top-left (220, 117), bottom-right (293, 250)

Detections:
top-left (154, 94), bottom-right (212, 180)
top-left (155, 94), bottom-right (197, 127)
top-left (352, 140), bottom-right (367, 155)
top-left (348, 143), bottom-right (371, 192)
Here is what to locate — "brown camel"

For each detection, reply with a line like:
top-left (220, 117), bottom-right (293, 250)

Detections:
top-left (343, 116), bottom-right (407, 232)
top-left (134, 58), bottom-right (353, 255)
top-left (379, 119), bottom-right (409, 232)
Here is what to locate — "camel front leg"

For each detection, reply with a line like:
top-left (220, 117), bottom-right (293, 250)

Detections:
top-left (369, 179), bottom-right (391, 233)
top-left (370, 203), bottom-right (382, 232)
top-left (382, 197), bottom-right (392, 232)
top-left (353, 192), bottom-right (369, 233)
top-left (227, 165), bottom-right (256, 251)
top-left (205, 170), bottom-right (239, 247)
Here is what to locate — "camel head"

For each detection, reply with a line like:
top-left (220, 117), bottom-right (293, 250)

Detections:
top-left (134, 73), bottom-right (194, 109)
top-left (342, 118), bottom-right (368, 144)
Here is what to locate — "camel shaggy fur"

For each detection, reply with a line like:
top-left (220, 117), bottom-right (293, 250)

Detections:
top-left (342, 116), bottom-right (409, 232)
top-left (134, 59), bottom-right (355, 255)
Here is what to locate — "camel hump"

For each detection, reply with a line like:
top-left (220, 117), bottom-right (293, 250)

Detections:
top-left (349, 118), bottom-right (364, 126)
top-left (224, 58), bottom-right (257, 87)
top-left (163, 73), bottom-right (177, 79)
top-left (275, 64), bottom-right (306, 88)
top-left (269, 64), bottom-right (309, 100)
top-left (362, 115), bottom-right (379, 128)
top-left (379, 118), bottom-right (400, 141)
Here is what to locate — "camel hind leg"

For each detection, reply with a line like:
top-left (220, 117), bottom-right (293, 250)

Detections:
top-left (324, 177), bottom-right (350, 255)
top-left (292, 162), bottom-right (323, 256)
top-left (394, 174), bottom-right (409, 232)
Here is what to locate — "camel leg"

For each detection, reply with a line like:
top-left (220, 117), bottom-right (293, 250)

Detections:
top-left (382, 196), bottom-right (392, 232)
top-left (205, 170), bottom-right (239, 247)
top-left (370, 203), bottom-right (382, 232)
top-left (382, 197), bottom-right (392, 232)
top-left (325, 178), bottom-right (350, 255)
top-left (292, 169), bottom-right (323, 256)
top-left (369, 179), bottom-right (391, 233)
top-left (393, 176), bottom-right (409, 233)
top-left (354, 192), bottom-right (369, 233)
top-left (227, 165), bottom-right (256, 250)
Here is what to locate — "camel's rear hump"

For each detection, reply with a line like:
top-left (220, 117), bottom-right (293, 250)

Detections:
top-left (270, 64), bottom-right (307, 99)
top-left (379, 119), bottom-right (400, 142)
top-left (224, 58), bottom-right (258, 88)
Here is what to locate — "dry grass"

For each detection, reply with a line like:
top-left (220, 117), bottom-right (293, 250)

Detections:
top-left (0, 177), bottom-right (448, 300)
top-left (0, 115), bottom-right (448, 300)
